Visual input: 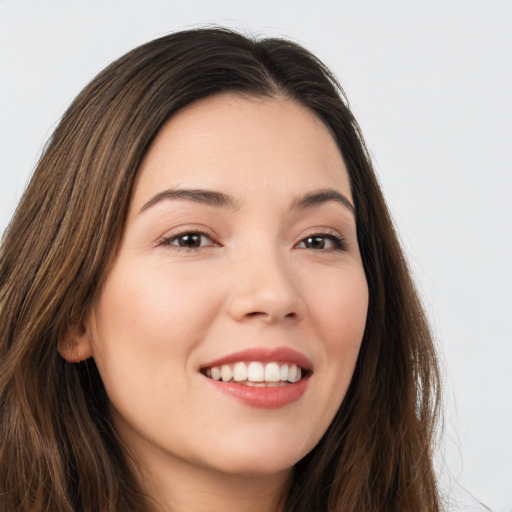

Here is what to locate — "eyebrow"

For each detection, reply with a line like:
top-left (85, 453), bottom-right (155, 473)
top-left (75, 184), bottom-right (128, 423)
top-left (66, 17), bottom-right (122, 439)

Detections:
top-left (141, 188), bottom-right (240, 212)
top-left (293, 188), bottom-right (355, 216)
top-left (140, 187), bottom-right (355, 216)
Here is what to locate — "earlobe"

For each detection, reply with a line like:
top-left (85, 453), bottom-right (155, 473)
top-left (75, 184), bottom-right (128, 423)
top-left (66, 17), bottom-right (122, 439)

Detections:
top-left (58, 323), bottom-right (94, 363)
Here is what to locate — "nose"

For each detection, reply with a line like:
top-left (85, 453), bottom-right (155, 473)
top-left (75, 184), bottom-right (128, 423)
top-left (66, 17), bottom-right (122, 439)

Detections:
top-left (225, 249), bottom-right (305, 324)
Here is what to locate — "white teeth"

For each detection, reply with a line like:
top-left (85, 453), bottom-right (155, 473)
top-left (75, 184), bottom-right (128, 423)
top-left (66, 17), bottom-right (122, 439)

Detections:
top-left (233, 362), bottom-right (248, 382)
top-left (204, 361), bottom-right (305, 384)
top-left (264, 362), bottom-right (281, 382)
top-left (288, 364), bottom-right (298, 383)
top-left (247, 362), bottom-right (265, 382)
top-left (221, 365), bottom-right (232, 382)
top-left (280, 364), bottom-right (289, 382)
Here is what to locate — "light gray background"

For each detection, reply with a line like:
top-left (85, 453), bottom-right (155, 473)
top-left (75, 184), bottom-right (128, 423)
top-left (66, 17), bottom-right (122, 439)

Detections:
top-left (1, 1), bottom-right (511, 510)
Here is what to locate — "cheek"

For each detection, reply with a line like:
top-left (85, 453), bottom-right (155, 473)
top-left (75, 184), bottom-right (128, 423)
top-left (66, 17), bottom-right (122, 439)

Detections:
top-left (305, 266), bottom-right (368, 398)
top-left (307, 266), bottom-right (369, 349)
top-left (89, 261), bottom-right (224, 390)
top-left (99, 260), bottom-right (223, 338)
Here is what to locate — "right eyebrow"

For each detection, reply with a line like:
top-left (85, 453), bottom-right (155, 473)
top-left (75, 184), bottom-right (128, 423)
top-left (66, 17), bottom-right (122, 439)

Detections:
top-left (140, 188), bottom-right (240, 213)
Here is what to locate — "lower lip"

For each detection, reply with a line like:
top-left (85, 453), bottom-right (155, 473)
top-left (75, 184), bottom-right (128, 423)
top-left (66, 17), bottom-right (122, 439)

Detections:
top-left (204, 376), bottom-right (310, 409)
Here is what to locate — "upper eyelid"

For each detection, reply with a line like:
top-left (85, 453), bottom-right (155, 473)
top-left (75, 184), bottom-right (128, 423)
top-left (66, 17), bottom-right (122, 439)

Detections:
top-left (155, 225), bottom-right (217, 243)
top-left (294, 227), bottom-right (346, 242)
top-left (161, 231), bottom-right (216, 244)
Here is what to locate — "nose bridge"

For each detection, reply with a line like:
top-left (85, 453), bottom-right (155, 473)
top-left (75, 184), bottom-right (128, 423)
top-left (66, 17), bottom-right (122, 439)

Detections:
top-left (226, 242), bottom-right (303, 323)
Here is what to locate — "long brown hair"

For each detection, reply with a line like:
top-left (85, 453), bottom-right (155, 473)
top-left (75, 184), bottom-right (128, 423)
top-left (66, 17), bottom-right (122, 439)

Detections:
top-left (0, 27), bottom-right (442, 511)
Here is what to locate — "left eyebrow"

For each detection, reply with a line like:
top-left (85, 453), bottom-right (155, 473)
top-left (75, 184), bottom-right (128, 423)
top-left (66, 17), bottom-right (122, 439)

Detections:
top-left (292, 188), bottom-right (355, 217)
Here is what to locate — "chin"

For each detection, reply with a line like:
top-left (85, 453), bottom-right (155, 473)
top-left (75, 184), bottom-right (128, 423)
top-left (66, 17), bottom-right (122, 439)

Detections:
top-left (204, 432), bottom-right (312, 478)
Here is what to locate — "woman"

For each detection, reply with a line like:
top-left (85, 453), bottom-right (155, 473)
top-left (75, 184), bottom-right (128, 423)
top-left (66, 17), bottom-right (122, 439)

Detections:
top-left (0, 27), bottom-right (442, 512)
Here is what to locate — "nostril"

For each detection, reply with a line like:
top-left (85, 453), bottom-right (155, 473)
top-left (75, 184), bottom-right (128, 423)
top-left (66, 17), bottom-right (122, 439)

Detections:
top-left (245, 311), bottom-right (297, 320)
top-left (227, 288), bottom-right (303, 323)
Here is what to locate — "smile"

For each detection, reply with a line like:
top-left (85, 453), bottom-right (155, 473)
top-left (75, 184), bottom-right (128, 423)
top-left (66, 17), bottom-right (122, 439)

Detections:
top-left (199, 347), bottom-right (313, 408)
top-left (201, 361), bottom-right (305, 386)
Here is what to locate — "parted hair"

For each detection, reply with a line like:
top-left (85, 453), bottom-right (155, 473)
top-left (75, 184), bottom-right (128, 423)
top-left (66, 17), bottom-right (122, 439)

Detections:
top-left (0, 27), bottom-right (442, 511)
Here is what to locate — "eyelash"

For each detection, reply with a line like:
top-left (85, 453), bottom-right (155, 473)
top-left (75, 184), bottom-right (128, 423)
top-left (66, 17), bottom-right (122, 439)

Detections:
top-left (296, 231), bottom-right (348, 252)
top-left (157, 230), bottom-right (347, 252)
top-left (157, 229), bottom-right (217, 251)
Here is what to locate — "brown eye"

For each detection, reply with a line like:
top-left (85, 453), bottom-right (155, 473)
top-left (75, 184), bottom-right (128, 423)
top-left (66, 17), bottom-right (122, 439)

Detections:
top-left (175, 234), bottom-right (203, 248)
top-left (160, 231), bottom-right (216, 250)
top-left (297, 233), bottom-right (347, 251)
top-left (303, 236), bottom-right (327, 249)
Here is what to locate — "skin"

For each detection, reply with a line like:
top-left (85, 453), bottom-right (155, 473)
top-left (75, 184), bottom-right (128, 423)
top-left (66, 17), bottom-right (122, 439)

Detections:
top-left (62, 93), bottom-right (369, 512)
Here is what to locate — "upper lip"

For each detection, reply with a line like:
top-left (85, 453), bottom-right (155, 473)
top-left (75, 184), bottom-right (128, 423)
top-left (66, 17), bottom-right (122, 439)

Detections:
top-left (200, 346), bottom-right (313, 372)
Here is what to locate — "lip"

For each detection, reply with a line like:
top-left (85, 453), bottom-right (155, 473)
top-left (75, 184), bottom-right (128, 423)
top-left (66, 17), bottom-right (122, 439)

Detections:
top-left (200, 346), bottom-right (313, 371)
top-left (200, 346), bottom-right (312, 409)
top-left (204, 377), bottom-right (310, 409)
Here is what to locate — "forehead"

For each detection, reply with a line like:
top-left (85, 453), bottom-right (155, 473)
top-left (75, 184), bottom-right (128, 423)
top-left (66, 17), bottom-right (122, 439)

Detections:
top-left (131, 93), bottom-right (352, 211)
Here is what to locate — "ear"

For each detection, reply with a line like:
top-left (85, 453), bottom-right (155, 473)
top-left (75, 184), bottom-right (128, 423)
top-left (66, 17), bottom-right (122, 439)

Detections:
top-left (58, 320), bottom-right (94, 363)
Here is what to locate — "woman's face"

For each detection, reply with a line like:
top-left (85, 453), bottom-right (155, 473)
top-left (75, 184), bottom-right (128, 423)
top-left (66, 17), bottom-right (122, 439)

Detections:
top-left (78, 93), bottom-right (368, 480)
